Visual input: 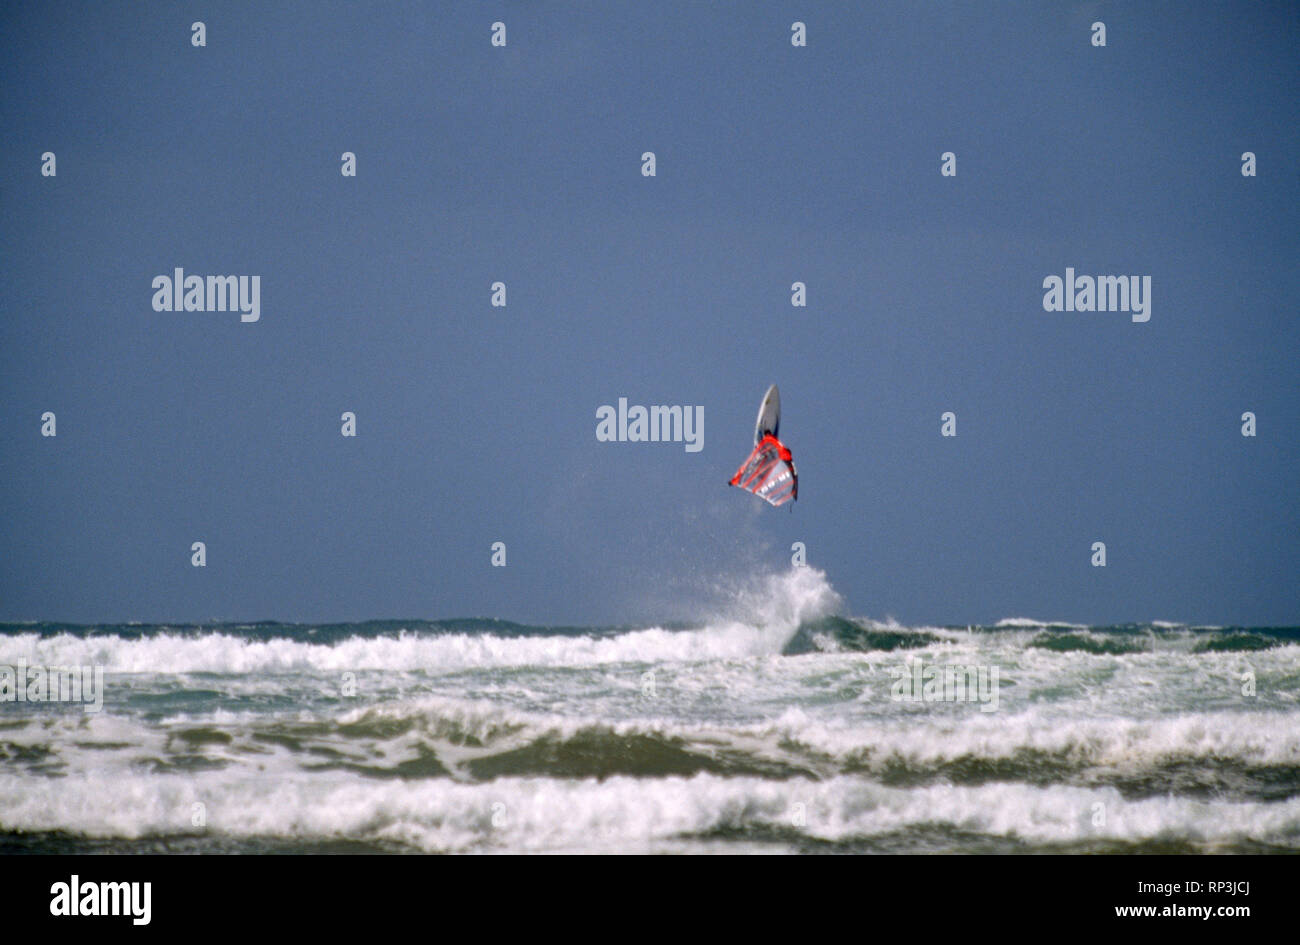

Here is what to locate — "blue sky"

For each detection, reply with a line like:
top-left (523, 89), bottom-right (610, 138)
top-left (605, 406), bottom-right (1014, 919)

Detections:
top-left (2, 1), bottom-right (1297, 625)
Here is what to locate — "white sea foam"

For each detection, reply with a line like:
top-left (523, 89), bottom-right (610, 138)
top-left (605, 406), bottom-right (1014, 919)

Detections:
top-left (0, 568), bottom-right (839, 674)
top-left (2, 568), bottom-right (1294, 852)
top-left (1, 769), bottom-right (1296, 852)
top-left (7, 690), bottom-right (1296, 784)
top-left (994, 617), bottom-right (1089, 629)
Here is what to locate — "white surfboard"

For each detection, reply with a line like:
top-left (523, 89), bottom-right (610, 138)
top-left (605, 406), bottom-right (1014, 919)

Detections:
top-left (753, 384), bottom-right (780, 444)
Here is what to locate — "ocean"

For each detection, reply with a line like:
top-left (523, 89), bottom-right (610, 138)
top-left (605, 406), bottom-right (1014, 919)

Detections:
top-left (1, 568), bottom-right (1297, 854)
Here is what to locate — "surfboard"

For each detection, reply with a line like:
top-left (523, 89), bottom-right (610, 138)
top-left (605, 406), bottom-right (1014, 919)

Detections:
top-left (753, 384), bottom-right (780, 444)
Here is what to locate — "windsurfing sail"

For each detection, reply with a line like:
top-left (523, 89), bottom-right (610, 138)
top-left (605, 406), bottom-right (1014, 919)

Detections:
top-left (729, 385), bottom-right (798, 507)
